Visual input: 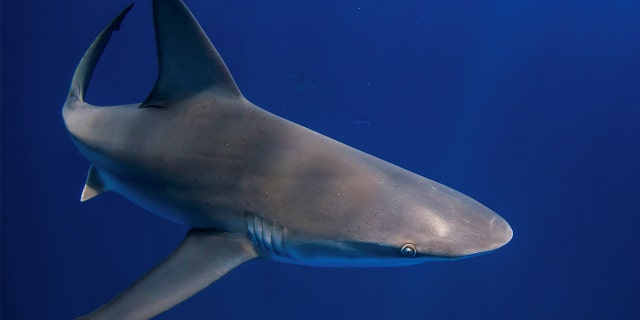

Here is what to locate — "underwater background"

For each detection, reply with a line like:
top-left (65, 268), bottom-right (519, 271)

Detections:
top-left (2, 0), bottom-right (639, 319)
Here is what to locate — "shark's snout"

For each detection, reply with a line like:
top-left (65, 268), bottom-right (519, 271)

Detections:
top-left (435, 194), bottom-right (513, 258)
top-left (490, 214), bottom-right (513, 249)
top-left (477, 213), bottom-right (513, 253)
top-left (398, 180), bottom-right (513, 259)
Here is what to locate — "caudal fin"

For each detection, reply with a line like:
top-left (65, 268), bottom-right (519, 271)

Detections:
top-left (67, 3), bottom-right (134, 103)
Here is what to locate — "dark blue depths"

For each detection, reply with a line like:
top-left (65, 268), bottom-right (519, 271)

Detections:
top-left (2, 0), bottom-right (639, 319)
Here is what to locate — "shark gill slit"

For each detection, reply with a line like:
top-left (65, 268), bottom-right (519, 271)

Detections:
top-left (262, 217), bottom-right (274, 253)
top-left (245, 212), bottom-right (288, 258)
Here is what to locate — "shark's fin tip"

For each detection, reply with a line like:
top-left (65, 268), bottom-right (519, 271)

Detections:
top-left (113, 3), bottom-right (136, 31)
top-left (80, 166), bottom-right (107, 202)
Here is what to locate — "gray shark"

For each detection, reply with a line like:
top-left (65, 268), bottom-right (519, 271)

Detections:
top-left (63, 0), bottom-right (513, 318)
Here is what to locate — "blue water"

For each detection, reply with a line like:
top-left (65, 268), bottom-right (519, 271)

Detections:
top-left (2, 0), bottom-right (639, 319)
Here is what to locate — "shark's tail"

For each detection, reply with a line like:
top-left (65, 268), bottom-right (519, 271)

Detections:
top-left (67, 4), bottom-right (134, 103)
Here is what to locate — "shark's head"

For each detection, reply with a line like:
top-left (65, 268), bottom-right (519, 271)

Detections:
top-left (376, 177), bottom-right (513, 264)
top-left (266, 158), bottom-right (513, 267)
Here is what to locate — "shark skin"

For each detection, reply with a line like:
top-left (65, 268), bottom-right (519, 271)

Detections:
top-left (63, 0), bottom-right (513, 319)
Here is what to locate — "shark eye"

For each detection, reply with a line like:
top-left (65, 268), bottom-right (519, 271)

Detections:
top-left (401, 243), bottom-right (417, 257)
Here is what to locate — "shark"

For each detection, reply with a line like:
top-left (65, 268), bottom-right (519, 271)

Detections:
top-left (63, 0), bottom-right (513, 319)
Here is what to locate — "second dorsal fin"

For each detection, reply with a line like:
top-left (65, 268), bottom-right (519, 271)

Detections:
top-left (143, 0), bottom-right (241, 108)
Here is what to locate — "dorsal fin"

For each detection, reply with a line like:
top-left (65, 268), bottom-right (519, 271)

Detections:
top-left (142, 0), bottom-right (241, 107)
top-left (81, 166), bottom-right (108, 202)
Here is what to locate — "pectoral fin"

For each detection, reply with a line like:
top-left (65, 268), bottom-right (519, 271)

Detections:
top-left (78, 229), bottom-right (256, 320)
